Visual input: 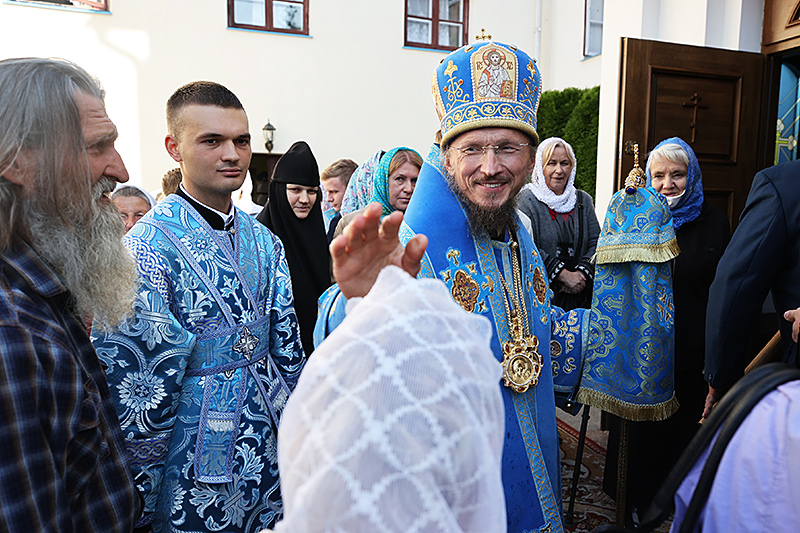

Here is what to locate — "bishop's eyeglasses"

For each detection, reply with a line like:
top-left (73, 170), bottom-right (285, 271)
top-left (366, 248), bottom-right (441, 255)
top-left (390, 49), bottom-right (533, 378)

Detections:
top-left (449, 143), bottom-right (531, 161)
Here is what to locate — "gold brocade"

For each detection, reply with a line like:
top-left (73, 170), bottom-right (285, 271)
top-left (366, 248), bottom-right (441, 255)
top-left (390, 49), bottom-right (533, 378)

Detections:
top-left (451, 270), bottom-right (481, 313)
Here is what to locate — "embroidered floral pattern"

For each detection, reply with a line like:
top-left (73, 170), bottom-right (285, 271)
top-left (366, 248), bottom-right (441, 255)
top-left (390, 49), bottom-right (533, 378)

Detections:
top-left (118, 372), bottom-right (166, 413)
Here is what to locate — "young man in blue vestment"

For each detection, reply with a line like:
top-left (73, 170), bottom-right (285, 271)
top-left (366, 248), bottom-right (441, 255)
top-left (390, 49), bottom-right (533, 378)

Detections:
top-left (92, 82), bottom-right (305, 533)
top-left (317, 40), bottom-right (590, 532)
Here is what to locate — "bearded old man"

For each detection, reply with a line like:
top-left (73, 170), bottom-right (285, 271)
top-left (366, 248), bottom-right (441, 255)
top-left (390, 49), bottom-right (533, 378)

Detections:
top-left (317, 41), bottom-right (592, 532)
top-left (0, 58), bottom-right (141, 531)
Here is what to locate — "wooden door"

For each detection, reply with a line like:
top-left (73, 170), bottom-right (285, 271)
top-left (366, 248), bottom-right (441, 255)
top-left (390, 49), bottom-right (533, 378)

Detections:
top-left (616, 38), bottom-right (765, 229)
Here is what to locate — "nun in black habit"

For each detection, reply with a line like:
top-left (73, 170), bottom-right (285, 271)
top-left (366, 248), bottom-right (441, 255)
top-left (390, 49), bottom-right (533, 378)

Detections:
top-left (257, 141), bottom-right (332, 356)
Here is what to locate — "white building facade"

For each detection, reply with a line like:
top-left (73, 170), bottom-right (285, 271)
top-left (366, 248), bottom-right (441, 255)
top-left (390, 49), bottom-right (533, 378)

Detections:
top-left (0, 0), bottom-right (767, 212)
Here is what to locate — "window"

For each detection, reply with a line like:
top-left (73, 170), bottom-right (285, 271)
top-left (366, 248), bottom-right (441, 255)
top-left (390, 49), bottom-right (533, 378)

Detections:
top-left (584, 0), bottom-right (603, 57)
top-left (228, 0), bottom-right (308, 35)
top-left (405, 0), bottom-right (468, 51)
top-left (775, 62), bottom-right (800, 165)
top-left (8, 0), bottom-right (108, 11)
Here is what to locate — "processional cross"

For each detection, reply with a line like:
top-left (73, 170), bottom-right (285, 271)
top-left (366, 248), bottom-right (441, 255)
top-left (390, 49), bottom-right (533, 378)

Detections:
top-left (475, 28), bottom-right (492, 41)
top-left (682, 92), bottom-right (709, 143)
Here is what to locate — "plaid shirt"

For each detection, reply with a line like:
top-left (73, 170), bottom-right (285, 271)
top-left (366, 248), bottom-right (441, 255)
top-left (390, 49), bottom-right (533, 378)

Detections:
top-left (0, 243), bottom-right (141, 532)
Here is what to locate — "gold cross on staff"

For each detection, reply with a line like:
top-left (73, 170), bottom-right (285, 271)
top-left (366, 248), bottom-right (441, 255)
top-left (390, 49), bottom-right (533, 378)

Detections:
top-left (682, 92), bottom-right (709, 143)
top-left (475, 28), bottom-right (492, 41)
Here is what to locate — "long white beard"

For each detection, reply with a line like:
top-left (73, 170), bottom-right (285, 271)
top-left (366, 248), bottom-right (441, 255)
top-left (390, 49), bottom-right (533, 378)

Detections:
top-left (24, 177), bottom-right (138, 329)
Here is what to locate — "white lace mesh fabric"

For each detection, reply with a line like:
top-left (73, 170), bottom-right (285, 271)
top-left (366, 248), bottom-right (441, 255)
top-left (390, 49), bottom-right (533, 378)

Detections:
top-left (270, 266), bottom-right (506, 533)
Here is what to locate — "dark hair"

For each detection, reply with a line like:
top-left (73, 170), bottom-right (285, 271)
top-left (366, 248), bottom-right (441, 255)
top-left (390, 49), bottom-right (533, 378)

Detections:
top-left (166, 81), bottom-right (243, 140)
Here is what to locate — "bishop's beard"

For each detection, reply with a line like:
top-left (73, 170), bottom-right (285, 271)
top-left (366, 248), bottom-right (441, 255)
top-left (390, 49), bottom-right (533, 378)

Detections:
top-left (23, 176), bottom-right (138, 330)
top-left (444, 172), bottom-right (520, 240)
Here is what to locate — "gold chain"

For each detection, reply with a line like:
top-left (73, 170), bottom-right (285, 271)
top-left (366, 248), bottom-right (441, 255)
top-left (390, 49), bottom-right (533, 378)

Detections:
top-left (496, 239), bottom-right (529, 334)
top-left (497, 234), bottom-right (542, 393)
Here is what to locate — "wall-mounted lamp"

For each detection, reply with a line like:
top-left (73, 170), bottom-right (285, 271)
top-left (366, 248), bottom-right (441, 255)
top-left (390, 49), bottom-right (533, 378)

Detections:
top-left (262, 120), bottom-right (276, 152)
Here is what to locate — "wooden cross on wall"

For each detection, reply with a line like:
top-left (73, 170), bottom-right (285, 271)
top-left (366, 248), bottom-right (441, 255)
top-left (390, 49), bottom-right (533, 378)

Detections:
top-left (682, 92), bottom-right (709, 143)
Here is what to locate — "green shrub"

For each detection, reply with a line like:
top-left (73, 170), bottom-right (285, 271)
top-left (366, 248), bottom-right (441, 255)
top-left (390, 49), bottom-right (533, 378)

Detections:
top-left (564, 86), bottom-right (600, 200)
top-left (537, 87), bottom-right (584, 140)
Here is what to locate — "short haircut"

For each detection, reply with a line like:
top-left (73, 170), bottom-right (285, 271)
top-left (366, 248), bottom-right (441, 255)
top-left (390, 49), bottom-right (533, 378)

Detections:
top-left (320, 158), bottom-right (358, 188)
top-left (161, 167), bottom-right (182, 196)
top-left (166, 81), bottom-right (243, 140)
top-left (0, 57), bottom-right (105, 248)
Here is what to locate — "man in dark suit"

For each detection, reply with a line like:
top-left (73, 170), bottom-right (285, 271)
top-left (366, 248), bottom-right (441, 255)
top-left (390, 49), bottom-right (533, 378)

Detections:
top-left (704, 159), bottom-right (800, 416)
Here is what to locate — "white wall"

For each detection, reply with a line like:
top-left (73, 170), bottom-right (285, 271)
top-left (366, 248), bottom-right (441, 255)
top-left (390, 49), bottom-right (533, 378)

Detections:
top-left (539, 0), bottom-right (602, 90)
top-left (0, 0), bottom-right (537, 191)
top-left (0, 0), bottom-right (766, 214)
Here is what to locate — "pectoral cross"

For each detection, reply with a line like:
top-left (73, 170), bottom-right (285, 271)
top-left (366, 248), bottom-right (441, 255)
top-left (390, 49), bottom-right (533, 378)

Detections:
top-left (682, 93), bottom-right (709, 143)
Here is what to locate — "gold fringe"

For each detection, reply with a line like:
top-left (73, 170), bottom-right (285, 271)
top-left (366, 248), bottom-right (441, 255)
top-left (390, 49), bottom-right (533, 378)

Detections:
top-left (575, 387), bottom-right (679, 421)
top-left (595, 238), bottom-right (680, 265)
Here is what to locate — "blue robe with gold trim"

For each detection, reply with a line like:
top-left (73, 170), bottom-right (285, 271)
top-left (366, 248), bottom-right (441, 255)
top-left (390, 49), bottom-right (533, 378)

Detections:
top-left (316, 148), bottom-right (587, 533)
top-left (92, 196), bottom-right (305, 533)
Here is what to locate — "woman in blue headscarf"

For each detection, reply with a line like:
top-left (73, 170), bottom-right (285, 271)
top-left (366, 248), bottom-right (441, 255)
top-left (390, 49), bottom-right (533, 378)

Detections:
top-left (604, 136), bottom-right (731, 520)
top-left (332, 147), bottom-right (422, 238)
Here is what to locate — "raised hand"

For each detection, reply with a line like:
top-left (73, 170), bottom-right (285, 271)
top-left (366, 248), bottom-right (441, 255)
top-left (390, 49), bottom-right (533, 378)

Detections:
top-left (331, 202), bottom-right (428, 299)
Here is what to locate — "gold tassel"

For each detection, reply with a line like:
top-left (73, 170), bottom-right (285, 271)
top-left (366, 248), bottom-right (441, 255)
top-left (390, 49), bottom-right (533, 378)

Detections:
top-left (575, 387), bottom-right (679, 422)
top-left (595, 238), bottom-right (680, 265)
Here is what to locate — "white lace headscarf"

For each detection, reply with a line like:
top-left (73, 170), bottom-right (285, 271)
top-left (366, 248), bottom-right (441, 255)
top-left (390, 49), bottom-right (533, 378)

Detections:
top-left (524, 136), bottom-right (577, 213)
top-left (269, 266), bottom-right (506, 533)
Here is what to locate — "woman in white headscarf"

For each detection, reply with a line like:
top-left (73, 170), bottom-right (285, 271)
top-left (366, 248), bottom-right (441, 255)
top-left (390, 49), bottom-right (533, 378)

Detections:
top-left (516, 137), bottom-right (600, 310)
top-left (267, 265), bottom-right (506, 533)
top-left (111, 183), bottom-right (155, 233)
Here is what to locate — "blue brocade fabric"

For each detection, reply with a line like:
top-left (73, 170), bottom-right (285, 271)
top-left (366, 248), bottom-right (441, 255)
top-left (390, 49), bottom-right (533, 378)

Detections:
top-left (92, 196), bottom-right (305, 532)
top-left (317, 143), bottom-right (589, 533)
top-left (577, 187), bottom-right (679, 421)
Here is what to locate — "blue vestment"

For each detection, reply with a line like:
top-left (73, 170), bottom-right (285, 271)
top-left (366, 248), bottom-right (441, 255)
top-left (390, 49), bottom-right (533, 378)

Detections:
top-left (316, 148), bottom-right (588, 532)
top-left (93, 195), bottom-right (305, 532)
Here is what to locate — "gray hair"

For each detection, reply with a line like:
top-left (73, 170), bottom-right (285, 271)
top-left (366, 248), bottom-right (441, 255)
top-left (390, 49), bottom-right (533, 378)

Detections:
top-left (646, 143), bottom-right (689, 174)
top-left (0, 57), bottom-right (104, 249)
top-left (112, 185), bottom-right (154, 207)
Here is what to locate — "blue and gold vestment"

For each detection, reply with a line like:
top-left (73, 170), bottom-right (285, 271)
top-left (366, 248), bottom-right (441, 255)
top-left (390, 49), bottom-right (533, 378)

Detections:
top-left (92, 195), bottom-right (305, 533)
top-left (317, 147), bottom-right (588, 533)
top-left (577, 186), bottom-right (679, 421)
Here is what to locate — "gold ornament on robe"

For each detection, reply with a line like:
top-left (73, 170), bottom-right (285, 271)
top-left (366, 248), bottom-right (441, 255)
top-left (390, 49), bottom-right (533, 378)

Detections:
top-left (501, 309), bottom-right (543, 393)
top-left (498, 240), bottom-right (542, 393)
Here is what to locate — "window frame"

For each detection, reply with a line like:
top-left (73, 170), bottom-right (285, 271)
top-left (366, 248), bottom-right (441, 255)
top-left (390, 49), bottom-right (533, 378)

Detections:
top-left (227, 0), bottom-right (309, 36)
top-left (583, 0), bottom-right (603, 57)
top-left (404, 0), bottom-right (469, 52)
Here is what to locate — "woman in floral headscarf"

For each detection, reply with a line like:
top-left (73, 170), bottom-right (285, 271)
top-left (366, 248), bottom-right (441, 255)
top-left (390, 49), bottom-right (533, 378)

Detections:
top-left (605, 136), bottom-right (731, 520)
top-left (332, 147), bottom-right (422, 238)
top-left (516, 137), bottom-right (600, 310)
